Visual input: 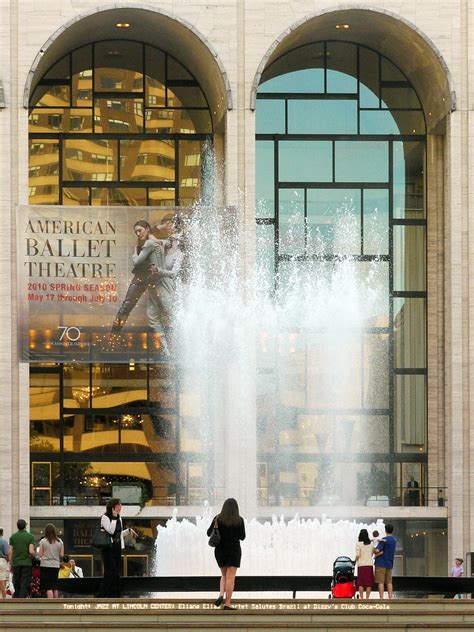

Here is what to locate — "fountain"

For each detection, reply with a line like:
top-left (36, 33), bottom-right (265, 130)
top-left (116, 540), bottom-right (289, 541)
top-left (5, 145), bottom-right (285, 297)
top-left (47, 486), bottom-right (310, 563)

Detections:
top-left (154, 196), bottom-right (388, 579)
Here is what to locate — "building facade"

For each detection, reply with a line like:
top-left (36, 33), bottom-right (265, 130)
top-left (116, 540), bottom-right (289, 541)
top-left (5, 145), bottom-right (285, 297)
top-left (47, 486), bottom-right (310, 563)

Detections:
top-left (0, 0), bottom-right (472, 577)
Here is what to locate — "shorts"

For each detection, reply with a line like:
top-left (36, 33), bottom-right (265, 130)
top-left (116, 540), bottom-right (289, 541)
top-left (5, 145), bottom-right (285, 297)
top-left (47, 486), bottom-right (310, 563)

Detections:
top-left (0, 558), bottom-right (8, 581)
top-left (374, 566), bottom-right (393, 584)
top-left (356, 565), bottom-right (374, 588)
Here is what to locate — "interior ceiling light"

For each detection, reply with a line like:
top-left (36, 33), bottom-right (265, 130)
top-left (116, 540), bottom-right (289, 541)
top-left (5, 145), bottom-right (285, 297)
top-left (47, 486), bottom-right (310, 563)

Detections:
top-left (116, 22), bottom-right (130, 28)
top-left (335, 23), bottom-right (350, 29)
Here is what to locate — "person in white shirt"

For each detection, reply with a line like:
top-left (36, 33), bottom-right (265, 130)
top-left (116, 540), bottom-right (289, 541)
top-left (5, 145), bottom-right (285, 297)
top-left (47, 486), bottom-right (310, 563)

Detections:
top-left (355, 529), bottom-right (375, 599)
top-left (69, 559), bottom-right (83, 578)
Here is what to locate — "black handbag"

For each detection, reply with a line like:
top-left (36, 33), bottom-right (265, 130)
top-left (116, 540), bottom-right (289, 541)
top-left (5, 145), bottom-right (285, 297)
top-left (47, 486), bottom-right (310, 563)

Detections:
top-left (91, 527), bottom-right (112, 550)
top-left (208, 518), bottom-right (221, 547)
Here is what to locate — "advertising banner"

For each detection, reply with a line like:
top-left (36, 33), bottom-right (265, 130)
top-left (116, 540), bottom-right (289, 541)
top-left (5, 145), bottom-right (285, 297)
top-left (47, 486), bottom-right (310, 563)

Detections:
top-left (17, 205), bottom-right (187, 363)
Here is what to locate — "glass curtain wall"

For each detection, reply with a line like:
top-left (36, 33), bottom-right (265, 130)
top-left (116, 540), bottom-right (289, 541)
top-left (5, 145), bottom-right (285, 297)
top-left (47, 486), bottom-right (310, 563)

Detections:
top-left (29, 40), bottom-right (213, 506)
top-left (255, 42), bottom-right (427, 507)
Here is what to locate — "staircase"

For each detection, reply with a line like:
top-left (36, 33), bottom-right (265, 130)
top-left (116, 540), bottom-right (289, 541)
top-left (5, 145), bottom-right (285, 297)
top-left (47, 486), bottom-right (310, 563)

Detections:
top-left (1, 598), bottom-right (474, 631)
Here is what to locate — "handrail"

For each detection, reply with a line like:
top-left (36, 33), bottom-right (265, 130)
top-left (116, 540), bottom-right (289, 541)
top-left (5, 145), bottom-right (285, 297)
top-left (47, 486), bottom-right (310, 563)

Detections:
top-left (57, 575), bottom-right (474, 597)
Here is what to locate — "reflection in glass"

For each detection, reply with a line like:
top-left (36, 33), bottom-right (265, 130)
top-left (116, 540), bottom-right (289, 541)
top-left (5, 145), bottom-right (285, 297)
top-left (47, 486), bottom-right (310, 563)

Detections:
top-left (259, 43), bottom-right (325, 93)
top-left (63, 139), bottom-right (118, 182)
top-left (145, 46), bottom-right (166, 107)
top-left (145, 108), bottom-right (211, 134)
top-left (31, 85), bottom-right (70, 107)
top-left (179, 140), bottom-right (204, 205)
top-left (256, 100), bottom-right (285, 134)
top-left (393, 225), bottom-right (426, 291)
top-left (63, 187), bottom-right (90, 205)
top-left (63, 364), bottom-right (90, 408)
top-left (94, 42), bottom-right (143, 92)
top-left (359, 48), bottom-right (380, 108)
top-left (279, 189), bottom-right (304, 255)
top-left (94, 99), bottom-right (143, 133)
top-left (335, 141), bottom-right (388, 182)
top-left (167, 85), bottom-right (207, 108)
top-left (91, 364), bottom-right (147, 408)
top-left (395, 374), bottom-right (426, 450)
top-left (256, 141), bottom-right (274, 217)
top-left (360, 110), bottom-right (425, 135)
top-left (393, 142), bottom-right (425, 218)
top-left (28, 139), bottom-right (60, 205)
top-left (394, 298), bottom-right (426, 368)
top-left (149, 188), bottom-right (176, 206)
top-left (307, 189), bottom-right (360, 255)
top-left (91, 188), bottom-right (147, 206)
top-left (72, 45), bottom-right (93, 106)
top-left (120, 140), bottom-right (175, 182)
top-left (363, 189), bottom-right (389, 255)
top-left (326, 42), bottom-right (357, 93)
top-left (363, 334), bottom-right (389, 408)
top-left (288, 100), bottom-right (357, 134)
top-left (279, 140), bottom-right (332, 182)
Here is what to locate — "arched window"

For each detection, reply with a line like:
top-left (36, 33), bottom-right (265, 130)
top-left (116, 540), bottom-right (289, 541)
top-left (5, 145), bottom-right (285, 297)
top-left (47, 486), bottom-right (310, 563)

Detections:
top-left (255, 42), bottom-right (426, 507)
top-left (29, 40), bottom-right (213, 207)
top-left (28, 40), bottom-right (214, 509)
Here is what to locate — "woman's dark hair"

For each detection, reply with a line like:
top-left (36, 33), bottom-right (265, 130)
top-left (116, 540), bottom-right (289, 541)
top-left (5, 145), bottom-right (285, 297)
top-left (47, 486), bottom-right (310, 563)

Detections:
top-left (105, 498), bottom-right (121, 519)
top-left (218, 497), bottom-right (241, 527)
top-left (133, 219), bottom-right (151, 232)
top-left (44, 523), bottom-right (58, 544)
top-left (358, 529), bottom-right (371, 545)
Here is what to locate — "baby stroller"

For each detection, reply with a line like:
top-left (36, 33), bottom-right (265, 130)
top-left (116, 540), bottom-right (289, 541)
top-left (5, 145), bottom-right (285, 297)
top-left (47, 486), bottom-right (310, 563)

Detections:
top-left (329, 555), bottom-right (357, 599)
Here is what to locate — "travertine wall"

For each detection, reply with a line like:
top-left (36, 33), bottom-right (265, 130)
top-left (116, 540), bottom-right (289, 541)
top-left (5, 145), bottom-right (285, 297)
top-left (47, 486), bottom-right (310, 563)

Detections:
top-left (0, 0), bottom-right (472, 568)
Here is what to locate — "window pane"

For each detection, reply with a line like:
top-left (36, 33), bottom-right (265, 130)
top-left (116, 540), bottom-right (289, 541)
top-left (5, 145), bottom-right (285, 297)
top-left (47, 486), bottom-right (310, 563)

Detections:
top-left (359, 48), bottom-right (380, 108)
top-left (120, 140), bottom-right (175, 182)
top-left (393, 225), bottom-right (426, 291)
top-left (307, 189), bottom-right (361, 255)
top-left (363, 189), bottom-right (389, 255)
top-left (256, 100), bottom-right (285, 134)
top-left (145, 108), bottom-right (211, 133)
top-left (259, 43), bottom-right (325, 93)
top-left (288, 100), bottom-right (357, 134)
top-left (63, 364), bottom-right (90, 408)
top-left (395, 375), bottom-right (426, 450)
top-left (179, 140), bottom-right (204, 205)
top-left (91, 364), bottom-right (147, 408)
top-left (279, 188), bottom-right (304, 255)
top-left (394, 298), bottom-right (426, 368)
top-left (279, 140), bottom-right (332, 182)
top-left (121, 413), bottom-right (177, 454)
top-left (94, 42), bottom-right (143, 92)
top-left (145, 46), bottom-right (166, 107)
top-left (31, 84), bottom-right (70, 107)
top-left (256, 140), bottom-right (274, 218)
top-left (326, 42), bottom-right (357, 93)
top-left (29, 139), bottom-right (59, 205)
top-left (361, 110), bottom-right (425, 135)
top-left (29, 108), bottom-right (64, 133)
top-left (335, 141), bottom-right (388, 182)
top-left (393, 142), bottom-right (425, 219)
top-left (381, 87), bottom-right (421, 109)
top-left (30, 372), bottom-right (60, 451)
top-left (167, 85), bottom-right (207, 108)
top-left (44, 57), bottom-right (69, 80)
top-left (66, 109), bottom-right (93, 133)
top-left (91, 188), bottom-right (147, 206)
top-left (256, 223), bottom-right (275, 287)
top-left (63, 139), bottom-right (118, 182)
top-left (72, 45), bottom-right (93, 107)
top-left (363, 333), bottom-right (389, 408)
top-left (62, 462), bottom-right (175, 506)
top-left (381, 58), bottom-right (405, 81)
top-left (63, 187), bottom-right (89, 205)
top-left (167, 57), bottom-right (193, 80)
top-left (149, 188), bottom-right (176, 206)
top-left (94, 99), bottom-right (144, 133)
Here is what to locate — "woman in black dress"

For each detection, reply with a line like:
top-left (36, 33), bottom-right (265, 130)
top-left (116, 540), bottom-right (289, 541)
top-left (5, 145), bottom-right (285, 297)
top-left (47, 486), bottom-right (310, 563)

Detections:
top-left (207, 498), bottom-right (246, 610)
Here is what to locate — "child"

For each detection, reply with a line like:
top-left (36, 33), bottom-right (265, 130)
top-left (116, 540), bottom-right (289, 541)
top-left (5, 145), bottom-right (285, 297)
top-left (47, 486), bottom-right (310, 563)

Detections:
top-left (372, 530), bottom-right (381, 547)
top-left (450, 558), bottom-right (464, 577)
